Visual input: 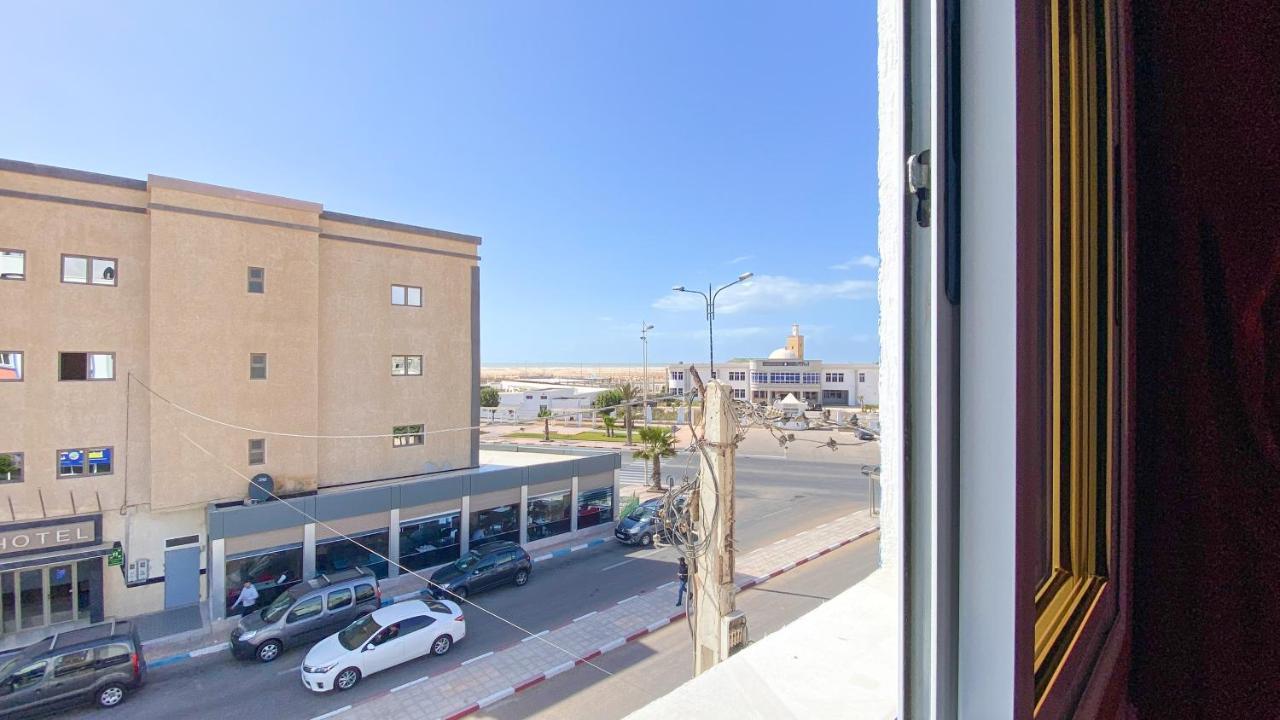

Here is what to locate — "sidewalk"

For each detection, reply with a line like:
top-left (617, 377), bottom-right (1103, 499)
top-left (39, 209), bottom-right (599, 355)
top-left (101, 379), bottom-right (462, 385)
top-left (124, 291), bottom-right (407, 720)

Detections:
top-left (336, 509), bottom-right (880, 720)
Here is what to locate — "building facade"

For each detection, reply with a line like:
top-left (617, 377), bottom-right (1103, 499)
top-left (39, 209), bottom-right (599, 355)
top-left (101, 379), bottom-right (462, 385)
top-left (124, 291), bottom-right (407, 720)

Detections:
top-left (664, 325), bottom-right (879, 408)
top-left (490, 381), bottom-right (608, 422)
top-left (0, 159), bottom-right (492, 646)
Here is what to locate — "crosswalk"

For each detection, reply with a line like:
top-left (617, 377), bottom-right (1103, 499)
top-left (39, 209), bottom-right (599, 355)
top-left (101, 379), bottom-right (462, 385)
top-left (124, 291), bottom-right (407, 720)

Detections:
top-left (617, 460), bottom-right (650, 485)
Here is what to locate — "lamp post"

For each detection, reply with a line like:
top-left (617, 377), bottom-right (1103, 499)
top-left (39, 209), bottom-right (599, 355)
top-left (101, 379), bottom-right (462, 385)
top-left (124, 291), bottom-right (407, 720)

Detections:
top-left (672, 272), bottom-right (753, 375)
top-left (641, 322), bottom-right (654, 427)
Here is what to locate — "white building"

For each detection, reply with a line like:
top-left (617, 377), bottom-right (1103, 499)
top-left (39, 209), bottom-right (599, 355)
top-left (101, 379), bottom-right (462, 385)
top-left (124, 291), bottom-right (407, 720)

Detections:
top-left (665, 324), bottom-right (878, 408)
top-left (489, 381), bottom-right (608, 422)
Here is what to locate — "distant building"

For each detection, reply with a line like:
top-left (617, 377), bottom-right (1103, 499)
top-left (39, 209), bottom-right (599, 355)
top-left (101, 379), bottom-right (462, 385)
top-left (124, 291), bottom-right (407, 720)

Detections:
top-left (665, 324), bottom-right (878, 408)
top-left (490, 380), bottom-right (608, 421)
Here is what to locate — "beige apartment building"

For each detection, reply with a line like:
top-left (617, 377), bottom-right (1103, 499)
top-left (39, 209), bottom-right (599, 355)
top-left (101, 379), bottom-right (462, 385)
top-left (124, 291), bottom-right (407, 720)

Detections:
top-left (0, 159), bottom-right (489, 645)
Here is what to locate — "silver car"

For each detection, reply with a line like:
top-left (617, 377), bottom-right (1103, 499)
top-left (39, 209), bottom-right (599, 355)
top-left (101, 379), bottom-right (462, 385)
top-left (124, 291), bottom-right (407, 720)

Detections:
top-left (229, 568), bottom-right (382, 663)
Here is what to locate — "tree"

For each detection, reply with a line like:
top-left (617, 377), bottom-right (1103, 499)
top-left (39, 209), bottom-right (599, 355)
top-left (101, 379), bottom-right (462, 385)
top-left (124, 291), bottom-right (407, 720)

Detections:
top-left (537, 407), bottom-right (552, 418)
top-left (480, 386), bottom-right (500, 407)
top-left (617, 381), bottom-right (640, 445)
top-left (593, 388), bottom-right (624, 411)
top-left (633, 427), bottom-right (677, 491)
top-left (601, 414), bottom-right (618, 438)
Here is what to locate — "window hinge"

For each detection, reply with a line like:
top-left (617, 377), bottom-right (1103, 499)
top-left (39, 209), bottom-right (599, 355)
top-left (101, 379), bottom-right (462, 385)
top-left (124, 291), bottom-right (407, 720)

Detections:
top-left (907, 149), bottom-right (931, 228)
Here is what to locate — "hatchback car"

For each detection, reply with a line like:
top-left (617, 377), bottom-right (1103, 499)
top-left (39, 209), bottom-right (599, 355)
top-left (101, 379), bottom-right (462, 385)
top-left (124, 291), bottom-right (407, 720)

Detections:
top-left (230, 568), bottom-right (381, 663)
top-left (300, 598), bottom-right (464, 692)
top-left (428, 541), bottom-right (532, 600)
top-left (0, 620), bottom-right (146, 715)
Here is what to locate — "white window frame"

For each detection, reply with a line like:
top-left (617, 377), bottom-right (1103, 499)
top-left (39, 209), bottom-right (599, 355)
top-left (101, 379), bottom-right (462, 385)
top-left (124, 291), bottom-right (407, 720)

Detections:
top-left (392, 355), bottom-right (423, 376)
top-left (391, 284), bottom-right (423, 307)
top-left (61, 254), bottom-right (117, 286)
top-left (392, 424), bottom-right (425, 448)
top-left (58, 352), bottom-right (115, 381)
top-left (0, 249), bottom-right (24, 281)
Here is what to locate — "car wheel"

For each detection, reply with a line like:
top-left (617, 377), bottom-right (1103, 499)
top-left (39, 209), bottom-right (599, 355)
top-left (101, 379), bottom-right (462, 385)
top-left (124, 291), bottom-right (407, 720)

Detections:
top-left (432, 634), bottom-right (453, 656)
top-left (514, 569), bottom-right (530, 587)
top-left (335, 667), bottom-right (361, 691)
top-left (451, 586), bottom-right (469, 601)
top-left (255, 639), bottom-right (283, 663)
top-left (639, 533), bottom-right (653, 547)
top-left (96, 682), bottom-right (126, 708)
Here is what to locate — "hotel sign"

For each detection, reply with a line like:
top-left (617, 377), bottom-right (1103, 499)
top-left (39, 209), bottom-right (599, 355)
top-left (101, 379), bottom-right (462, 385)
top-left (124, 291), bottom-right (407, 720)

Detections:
top-left (0, 517), bottom-right (100, 558)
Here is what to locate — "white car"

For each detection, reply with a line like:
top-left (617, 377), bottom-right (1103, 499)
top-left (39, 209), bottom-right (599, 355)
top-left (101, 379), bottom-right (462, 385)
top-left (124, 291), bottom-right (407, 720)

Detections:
top-left (300, 598), bottom-right (465, 692)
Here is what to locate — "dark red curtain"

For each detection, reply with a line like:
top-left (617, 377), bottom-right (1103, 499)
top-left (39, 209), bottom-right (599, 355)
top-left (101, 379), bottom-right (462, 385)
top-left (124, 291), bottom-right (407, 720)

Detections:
top-left (1131, 0), bottom-right (1280, 716)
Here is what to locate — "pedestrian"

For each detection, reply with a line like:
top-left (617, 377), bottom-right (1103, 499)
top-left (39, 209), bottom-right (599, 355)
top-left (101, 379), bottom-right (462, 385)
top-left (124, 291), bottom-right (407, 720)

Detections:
top-left (229, 581), bottom-right (259, 617)
top-left (676, 557), bottom-right (689, 607)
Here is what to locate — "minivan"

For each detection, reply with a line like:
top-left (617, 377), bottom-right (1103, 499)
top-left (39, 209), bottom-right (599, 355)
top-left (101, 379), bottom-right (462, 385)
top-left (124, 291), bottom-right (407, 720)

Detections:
top-left (0, 620), bottom-right (146, 715)
top-left (428, 541), bottom-right (532, 600)
top-left (230, 568), bottom-right (381, 663)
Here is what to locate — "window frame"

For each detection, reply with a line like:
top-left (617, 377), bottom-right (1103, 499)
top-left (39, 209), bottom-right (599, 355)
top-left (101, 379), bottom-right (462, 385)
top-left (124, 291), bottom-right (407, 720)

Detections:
top-left (247, 266), bottom-right (265, 294)
top-left (0, 351), bottom-right (23, 382)
top-left (0, 452), bottom-right (23, 484)
top-left (249, 353), bottom-right (268, 380)
top-left (391, 284), bottom-right (423, 307)
top-left (0, 248), bottom-right (25, 281)
top-left (60, 254), bottom-right (118, 286)
top-left (392, 355), bottom-right (424, 376)
top-left (56, 446), bottom-right (114, 479)
top-left (392, 424), bottom-right (425, 448)
top-left (58, 352), bottom-right (116, 382)
top-left (248, 438), bottom-right (266, 466)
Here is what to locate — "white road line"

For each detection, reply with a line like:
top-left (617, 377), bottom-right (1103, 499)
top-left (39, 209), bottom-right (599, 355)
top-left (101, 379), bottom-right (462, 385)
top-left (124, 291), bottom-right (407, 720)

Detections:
top-left (189, 643), bottom-right (229, 657)
top-left (391, 675), bottom-right (431, 692)
top-left (572, 611), bottom-right (598, 622)
top-left (598, 638), bottom-right (625, 653)
top-left (601, 558), bottom-right (635, 571)
top-left (616, 594), bottom-right (638, 604)
top-left (478, 687), bottom-right (515, 707)
top-left (461, 651), bottom-right (494, 665)
top-left (309, 707), bottom-right (351, 720)
top-left (635, 548), bottom-right (664, 558)
top-left (277, 664), bottom-right (302, 676)
top-left (544, 660), bottom-right (576, 678)
top-left (522, 630), bottom-right (549, 643)
top-left (759, 508), bottom-right (789, 520)
top-left (658, 581), bottom-right (676, 589)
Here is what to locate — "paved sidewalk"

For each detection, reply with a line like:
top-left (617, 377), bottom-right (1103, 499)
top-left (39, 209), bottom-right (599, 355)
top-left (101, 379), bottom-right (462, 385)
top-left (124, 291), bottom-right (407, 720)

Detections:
top-left (337, 509), bottom-right (879, 720)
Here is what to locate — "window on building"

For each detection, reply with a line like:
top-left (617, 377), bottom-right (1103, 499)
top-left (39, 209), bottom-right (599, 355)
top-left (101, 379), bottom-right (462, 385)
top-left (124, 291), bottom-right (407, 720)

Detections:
top-left (527, 489), bottom-right (572, 541)
top-left (392, 355), bottom-right (423, 376)
top-left (0, 452), bottom-right (22, 484)
top-left (61, 255), bottom-right (116, 286)
top-left (248, 439), bottom-right (265, 466)
top-left (825, 372), bottom-right (845, 383)
top-left (802, 372), bottom-right (822, 384)
top-left (728, 371), bottom-right (746, 382)
top-left (858, 372), bottom-right (866, 382)
top-left (247, 266), bottom-right (265, 293)
top-left (0, 249), bottom-right (24, 280)
top-left (399, 511), bottom-right (462, 571)
top-left (733, 388), bottom-right (747, 399)
top-left (391, 284), bottom-right (423, 307)
top-left (577, 487), bottom-right (613, 529)
top-left (249, 353), bottom-right (267, 380)
top-left (393, 424), bottom-right (424, 448)
top-left (671, 371), bottom-right (684, 381)
top-left (0, 352), bottom-right (22, 381)
top-left (317, 529), bottom-right (390, 579)
top-left (676, 387), bottom-right (684, 396)
top-left (752, 372), bottom-right (768, 383)
top-left (58, 352), bottom-right (114, 381)
top-left (57, 447), bottom-right (113, 478)
top-left (224, 546), bottom-right (303, 614)
top-left (469, 505), bottom-right (519, 544)
top-left (710, 371), bottom-right (718, 379)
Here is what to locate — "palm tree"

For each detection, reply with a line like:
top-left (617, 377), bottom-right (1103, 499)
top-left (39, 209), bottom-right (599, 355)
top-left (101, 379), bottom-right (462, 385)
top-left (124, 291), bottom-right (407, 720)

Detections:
top-left (617, 381), bottom-right (640, 445)
top-left (601, 414), bottom-right (618, 438)
top-left (633, 427), bottom-right (677, 491)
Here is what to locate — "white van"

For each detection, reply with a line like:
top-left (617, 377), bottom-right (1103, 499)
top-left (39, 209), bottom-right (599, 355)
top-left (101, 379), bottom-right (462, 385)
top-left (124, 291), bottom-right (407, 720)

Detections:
top-left (300, 598), bottom-right (465, 692)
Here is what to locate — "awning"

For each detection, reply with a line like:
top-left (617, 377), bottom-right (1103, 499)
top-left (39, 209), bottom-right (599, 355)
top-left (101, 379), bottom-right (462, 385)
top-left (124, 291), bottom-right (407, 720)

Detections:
top-left (0, 543), bottom-right (114, 572)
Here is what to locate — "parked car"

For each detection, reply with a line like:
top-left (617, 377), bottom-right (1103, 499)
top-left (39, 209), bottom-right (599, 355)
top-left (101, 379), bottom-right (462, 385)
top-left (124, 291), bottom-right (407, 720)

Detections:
top-left (300, 598), bottom-right (464, 692)
top-left (428, 541), bottom-right (532, 600)
top-left (0, 620), bottom-right (146, 715)
top-left (230, 568), bottom-right (381, 663)
top-left (614, 498), bottom-right (663, 546)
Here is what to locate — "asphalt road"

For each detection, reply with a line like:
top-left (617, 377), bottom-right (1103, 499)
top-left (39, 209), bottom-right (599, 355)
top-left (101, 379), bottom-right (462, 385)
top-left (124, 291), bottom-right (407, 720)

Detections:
top-left (51, 455), bottom-right (872, 720)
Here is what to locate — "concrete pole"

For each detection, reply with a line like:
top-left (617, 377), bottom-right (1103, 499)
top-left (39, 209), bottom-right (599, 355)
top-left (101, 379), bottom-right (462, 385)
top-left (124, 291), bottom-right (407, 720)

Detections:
top-left (693, 378), bottom-right (738, 675)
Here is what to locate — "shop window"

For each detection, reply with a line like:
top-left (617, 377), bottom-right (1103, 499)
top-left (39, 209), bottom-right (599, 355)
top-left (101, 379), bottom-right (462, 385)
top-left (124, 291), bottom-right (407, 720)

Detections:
top-left (0, 249), bottom-right (24, 280)
top-left (399, 512), bottom-right (462, 571)
top-left (57, 447), bottom-right (112, 478)
top-left (247, 266), bottom-right (265, 293)
top-left (469, 505), bottom-right (519, 545)
top-left (391, 284), bottom-right (422, 307)
top-left (0, 453), bottom-right (22, 484)
top-left (59, 352), bottom-right (114, 381)
top-left (392, 424), bottom-right (424, 448)
top-left (577, 487), bottom-right (614, 529)
top-left (527, 490), bottom-right (572, 541)
top-left (224, 546), bottom-right (302, 614)
top-left (392, 355), bottom-right (423, 376)
top-left (0, 352), bottom-right (22, 381)
top-left (249, 353), bottom-right (267, 380)
top-left (316, 530), bottom-right (390, 579)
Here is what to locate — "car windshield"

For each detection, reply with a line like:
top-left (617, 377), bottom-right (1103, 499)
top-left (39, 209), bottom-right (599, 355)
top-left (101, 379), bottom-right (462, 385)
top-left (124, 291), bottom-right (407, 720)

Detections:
top-left (453, 551), bottom-right (483, 571)
top-left (338, 613), bottom-right (382, 651)
top-left (260, 591), bottom-right (296, 623)
top-left (627, 505), bottom-right (656, 521)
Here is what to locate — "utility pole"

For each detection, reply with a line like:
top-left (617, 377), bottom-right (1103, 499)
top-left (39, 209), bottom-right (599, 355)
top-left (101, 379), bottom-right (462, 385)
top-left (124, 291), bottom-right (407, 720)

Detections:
top-left (641, 322), bottom-right (654, 427)
top-left (689, 371), bottom-right (745, 674)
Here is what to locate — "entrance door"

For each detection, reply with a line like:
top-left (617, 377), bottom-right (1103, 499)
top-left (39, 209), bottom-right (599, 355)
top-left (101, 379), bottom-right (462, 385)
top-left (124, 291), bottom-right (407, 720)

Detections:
top-left (163, 547), bottom-right (200, 608)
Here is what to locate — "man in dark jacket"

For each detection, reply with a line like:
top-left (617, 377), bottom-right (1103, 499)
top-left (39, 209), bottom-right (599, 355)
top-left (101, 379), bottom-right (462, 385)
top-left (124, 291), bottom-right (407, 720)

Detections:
top-left (676, 557), bottom-right (689, 607)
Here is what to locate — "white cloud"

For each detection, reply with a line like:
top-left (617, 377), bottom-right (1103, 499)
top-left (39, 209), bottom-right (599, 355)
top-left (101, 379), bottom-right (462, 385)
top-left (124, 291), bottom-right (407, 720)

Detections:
top-left (829, 255), bottom-right (879, 271)
top-left (725, 255), bottom-right (754, 265)
top-left (666, 325), bottom-right (768, 341)
top-left (652, 274), bottom-right (874, 315)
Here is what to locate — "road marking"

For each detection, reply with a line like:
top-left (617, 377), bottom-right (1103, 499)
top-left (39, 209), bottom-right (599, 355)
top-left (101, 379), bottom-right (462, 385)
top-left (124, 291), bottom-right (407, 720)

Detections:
top-left (391, 675), bottom-right (431, 692)
top-left (522, 630), bottom-right (549, 642)
top-left (601, 558), bottom-right (635, 571)
top-left (310, 707), bottom-right (351, 720)
top-left (658, 581), bottom-right (676, 589)
top-left (616, 594), bottom-right (638, 604)
top-left (572, 611), bottom-right (597, 622)
top-left (277, 664), bottom-right (302, 676)
top-left (188, 643), bottom-right (229, 658)
top-left (760, 508), bottom-right (789, 520)
top-left (461, 651), bottom-right (494, 665)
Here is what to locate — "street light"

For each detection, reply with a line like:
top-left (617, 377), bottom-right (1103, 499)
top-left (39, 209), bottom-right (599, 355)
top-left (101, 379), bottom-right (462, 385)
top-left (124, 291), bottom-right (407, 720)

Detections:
top-left (640, 322), bottom-right (655, 427)
top-left (672, 272), bottom-right (753, 375)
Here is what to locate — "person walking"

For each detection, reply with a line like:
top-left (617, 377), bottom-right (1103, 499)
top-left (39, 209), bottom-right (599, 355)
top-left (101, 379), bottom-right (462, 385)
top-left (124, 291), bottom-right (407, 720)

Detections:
top-left (676, 557), bottom-right (689, 607)
top-left (230, 581), bottom-right (259, 617)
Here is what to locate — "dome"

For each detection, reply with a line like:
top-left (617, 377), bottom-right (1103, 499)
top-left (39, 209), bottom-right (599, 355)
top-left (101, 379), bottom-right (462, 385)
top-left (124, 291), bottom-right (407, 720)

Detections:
top-left (768, 347), bottom-right (798, 360)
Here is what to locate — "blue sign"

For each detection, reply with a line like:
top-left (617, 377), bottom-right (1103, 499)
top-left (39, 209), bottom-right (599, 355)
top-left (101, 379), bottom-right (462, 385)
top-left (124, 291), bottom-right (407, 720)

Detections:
top-left (87, 447), bottom-right (111, 468)
top-left (59, 450), bottom-right (84, 474)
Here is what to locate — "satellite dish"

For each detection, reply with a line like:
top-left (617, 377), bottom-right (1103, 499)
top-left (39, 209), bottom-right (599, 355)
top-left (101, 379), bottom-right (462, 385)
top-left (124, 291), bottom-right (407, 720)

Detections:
top-left (249, 473), bottom-right (275, 502)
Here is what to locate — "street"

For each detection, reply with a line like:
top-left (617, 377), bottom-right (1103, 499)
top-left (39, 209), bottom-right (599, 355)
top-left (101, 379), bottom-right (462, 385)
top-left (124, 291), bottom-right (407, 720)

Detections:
top-left (56, 455), bottom-right (875, 720)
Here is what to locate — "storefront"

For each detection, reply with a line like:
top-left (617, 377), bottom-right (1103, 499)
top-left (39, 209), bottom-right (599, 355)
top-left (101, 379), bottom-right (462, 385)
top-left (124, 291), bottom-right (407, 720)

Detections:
top-left (0, 515), bottom-right (109, 648)
top-left (577, 471), bottom-right (616, 529)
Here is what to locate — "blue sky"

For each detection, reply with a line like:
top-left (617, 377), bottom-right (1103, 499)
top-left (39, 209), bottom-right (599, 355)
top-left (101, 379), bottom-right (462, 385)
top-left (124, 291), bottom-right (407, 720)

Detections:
top-left (2, 2), bottom-right (878, 365)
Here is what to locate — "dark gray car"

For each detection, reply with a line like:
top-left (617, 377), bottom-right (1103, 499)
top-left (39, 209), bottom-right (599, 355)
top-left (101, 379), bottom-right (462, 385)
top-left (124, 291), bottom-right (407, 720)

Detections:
top-left (230, 568), bottom-right (381, 663)
top-left (428, 542), bottom-right (532, 600)
top-left (0, 620), bottom-right (146, 715)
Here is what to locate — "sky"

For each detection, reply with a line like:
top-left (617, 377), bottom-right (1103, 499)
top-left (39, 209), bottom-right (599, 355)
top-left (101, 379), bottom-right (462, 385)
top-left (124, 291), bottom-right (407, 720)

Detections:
top-left (2, 2), bottom-right (879, 365)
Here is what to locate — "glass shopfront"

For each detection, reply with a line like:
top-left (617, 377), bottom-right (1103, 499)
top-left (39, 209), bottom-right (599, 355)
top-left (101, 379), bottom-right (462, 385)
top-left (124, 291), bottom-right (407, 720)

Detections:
top-left (527, 490), bottom-right (572, 542)
top-left (398, 512), bottom-right (462, 571)
top-left (469, 505), bottom-right (519, 545)
top-left (316, 530), bottom-right (390, 579)
top-left (577, 487), bottom-right (614, 529)
top-left (224, 545), bottom-right (302, 615)
top-left (0, 560), bottom-right (98, 638)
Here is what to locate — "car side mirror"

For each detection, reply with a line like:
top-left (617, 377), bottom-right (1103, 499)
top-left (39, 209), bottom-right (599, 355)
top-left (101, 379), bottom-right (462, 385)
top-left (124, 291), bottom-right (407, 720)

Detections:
top-left (364, 643), bottom-right (375, 652)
